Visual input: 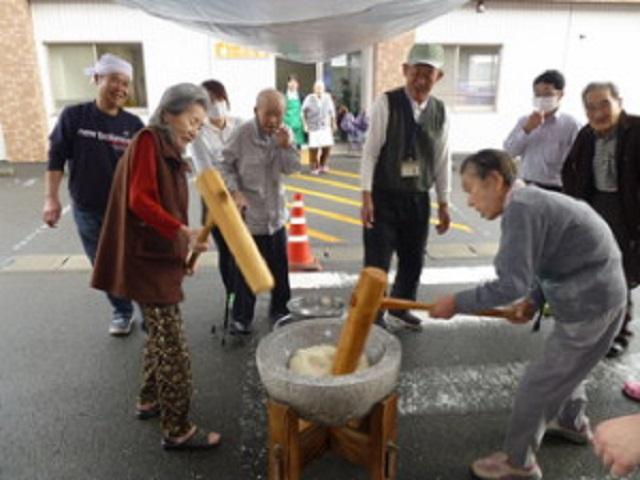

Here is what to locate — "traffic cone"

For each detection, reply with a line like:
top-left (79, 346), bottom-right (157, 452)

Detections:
top-left (287, 193), bottom-right (322, 271)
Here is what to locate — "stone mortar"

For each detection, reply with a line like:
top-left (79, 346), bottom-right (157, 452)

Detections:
top-left (256, 318), bottom-right (402, 426)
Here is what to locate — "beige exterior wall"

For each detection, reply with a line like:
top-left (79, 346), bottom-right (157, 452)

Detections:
top-left (373, 31), bottom-right (416, 99)
top-left (0, 0), bottom-right (48, 162)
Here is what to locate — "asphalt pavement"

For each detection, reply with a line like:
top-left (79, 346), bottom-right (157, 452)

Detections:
top-left (0, 154), bottom-right (638, 480)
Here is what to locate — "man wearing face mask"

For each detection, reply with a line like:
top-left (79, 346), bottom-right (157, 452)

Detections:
top-left (219, 89), bottom-right (301, 334)
top-left (563, 82), bottom-right (640, 358)
top-left (504, 70), bottom-right (581, 192)
top-left (191, 80), bottom-right (241, 303)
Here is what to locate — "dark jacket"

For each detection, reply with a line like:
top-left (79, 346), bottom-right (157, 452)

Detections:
top-left (562, 111), bottom-right (640, 240)
top-left (91, 127), bottom-right (190, 304)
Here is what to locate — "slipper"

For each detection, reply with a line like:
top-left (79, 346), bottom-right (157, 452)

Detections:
top-left (136, 404), bottom-right (160, 420)
top-left (162, 428), bottom-right (221, 451)
top-left (622, 381), bottom-right (640, 402)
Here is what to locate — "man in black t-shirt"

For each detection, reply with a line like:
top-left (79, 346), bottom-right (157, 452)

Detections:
top-left (42, 53), bottom-right (144, 336)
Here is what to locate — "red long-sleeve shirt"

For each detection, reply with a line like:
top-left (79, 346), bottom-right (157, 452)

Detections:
top-left (128, 131), bottom-right (182, 239)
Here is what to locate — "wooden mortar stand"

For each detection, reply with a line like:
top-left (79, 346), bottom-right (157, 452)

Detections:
top-left (267, 268), bottom-right (398, 480)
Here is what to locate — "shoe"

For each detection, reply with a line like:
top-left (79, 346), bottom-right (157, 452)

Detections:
top-left (387, 310), bottom-right (422, 330)
top-left (109, 316), bottom-right (133, 336)
top-left (136, 403), bottom-right (160, 420)
top-left (545, 418), bottom-right (592, 445)
top-left (622, 380), bottom-right (640, 402)
top-left (229, 320), bottom-right (252, 336)
top-left (606, 335), bottom-right (629, 358)
top-left (310, 168), bottom-right (321, 175)
top-left (470, 451), bottom-right (542, 479)
top-left (271, 312), bottom-right (294, 329)
top-left (162, 427), bottom-right (221, 451)
top-left (320, 165), bottom-right (329, 173)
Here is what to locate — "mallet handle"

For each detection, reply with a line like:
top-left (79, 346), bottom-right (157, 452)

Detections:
top-left (186, 219), bottom-right (216, 271)
top-left (379, 297), bottom-right (517, 321)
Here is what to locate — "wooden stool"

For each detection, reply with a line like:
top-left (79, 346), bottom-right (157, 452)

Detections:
top-left (267, 393), bottom-right (398, 480)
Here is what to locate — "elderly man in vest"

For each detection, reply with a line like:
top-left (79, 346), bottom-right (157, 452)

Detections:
top-left (360, 43), bottom-right (451, 329)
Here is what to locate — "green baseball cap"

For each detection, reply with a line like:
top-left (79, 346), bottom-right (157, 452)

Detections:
top-left (406, 43), bottom-right (445, 69)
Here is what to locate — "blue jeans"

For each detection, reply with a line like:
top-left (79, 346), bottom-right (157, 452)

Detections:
top-left (72, 205), bottom-right (133, 319)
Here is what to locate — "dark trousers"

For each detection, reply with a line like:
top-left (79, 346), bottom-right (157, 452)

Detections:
top-left (232, 227), bottom-right (291, 325)
top-left (363, 190), bottom-right (430, 301)
top-left (72, 205), bottom-right (133, 319)
top-left (590, 192), bottom-right (635, 333)
top-left (201, 198), bottom-right (233, 295)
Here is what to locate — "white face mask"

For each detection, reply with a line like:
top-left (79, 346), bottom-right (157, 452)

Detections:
top-left (208, 100), bottom-right (227, 120)
top-left (533, 95), bottom-right (559, 113)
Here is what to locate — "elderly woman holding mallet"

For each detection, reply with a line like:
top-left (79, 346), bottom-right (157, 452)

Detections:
top-left (430, 149), bottom-right (626, 480)
top-left (92, 83), bottom-right (221, 450)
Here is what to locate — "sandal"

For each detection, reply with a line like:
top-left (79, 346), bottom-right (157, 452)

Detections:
top-left (606, 336), bottom-right (629, 358)
top-left (136, 403), bottom-right (160, 420)
top-left (162, 428), bottom-right (221, 451)
top-left (622, 381), bottom-right (640, 402)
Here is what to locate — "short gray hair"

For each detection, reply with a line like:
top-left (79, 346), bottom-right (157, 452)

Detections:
top-left (582, 81), bottom-right (621, 105)
top-left (460, 149), bottom-right (517, 186)
top-left (149, 83), bottom-right (209, 129)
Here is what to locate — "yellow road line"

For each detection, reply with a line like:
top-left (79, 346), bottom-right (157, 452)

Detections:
top-left (325, 168), bottom-right (361, 180)
top-left (286, 223), bottom-right (342, 243)
top-left (291, 204), bottom-right (361, 226)
top-left (285, 185), bottom-right (362, 206)
top-left (290, 173), bottom-right (361, 192)
top-left (306, 227), bottom-right (341, 243)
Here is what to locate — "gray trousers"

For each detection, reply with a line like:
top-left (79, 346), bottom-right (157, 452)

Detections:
top-left (504, 303), bottom-right (625, 467)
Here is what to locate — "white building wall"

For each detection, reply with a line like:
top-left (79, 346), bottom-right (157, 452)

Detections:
top-left (416, 2), bottom-right (640, 153)
top-left (30, 0), bottom-right (275, 128)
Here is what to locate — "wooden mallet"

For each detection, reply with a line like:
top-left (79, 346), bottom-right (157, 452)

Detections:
top-left (189, 168), bottom-right (274, 294)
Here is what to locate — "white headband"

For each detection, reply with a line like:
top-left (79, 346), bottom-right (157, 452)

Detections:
top-left (84, 53), bottom-right (133, 80)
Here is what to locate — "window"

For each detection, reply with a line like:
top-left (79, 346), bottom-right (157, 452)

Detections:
top-left (47, 43), bottom-right (147, 110)
top-left (433, 45), bottom-right (501, 111)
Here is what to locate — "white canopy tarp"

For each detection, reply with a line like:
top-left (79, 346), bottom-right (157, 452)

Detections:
top-left (114, 0), bottom-right (467, 62)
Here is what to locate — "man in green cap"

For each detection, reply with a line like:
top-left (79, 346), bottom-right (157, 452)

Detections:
top-left (360, 42), bottom-right (451, 330)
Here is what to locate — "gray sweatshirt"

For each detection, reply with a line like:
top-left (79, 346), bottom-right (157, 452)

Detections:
top-left (455, 186), bottom-right (626, 323)
top-left (220, 118), bottom-right (301, 235)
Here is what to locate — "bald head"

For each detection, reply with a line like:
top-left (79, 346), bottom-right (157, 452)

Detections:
top-left (255, 88), bottom-right (285, 134)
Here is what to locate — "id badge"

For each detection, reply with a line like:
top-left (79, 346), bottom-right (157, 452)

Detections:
top-left (401, 159), bottom-right (421, 178)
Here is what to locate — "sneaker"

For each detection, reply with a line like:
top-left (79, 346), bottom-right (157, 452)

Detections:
top-left (622, 380), bottom-right (640, 402)
top-left (310, 168), bottom-right (321, 175)
top-left (545, 418), bottom-right (592, 445)
top-left (109, 316), bottom-right (133, 336)
top-left (387, 310), bottom-right (423, 330)
top-left (320, 165), bottom-right (330, 173)
top-left (470, 451), bottom-right (542, 480)
top-left (229, 320), bottom-right (252, 336)
top-left (271, 312), bottom-right (294, 329)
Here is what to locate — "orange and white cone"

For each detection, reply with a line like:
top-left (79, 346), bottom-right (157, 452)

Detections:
top-left (287, 193), bottom-right (322, 271)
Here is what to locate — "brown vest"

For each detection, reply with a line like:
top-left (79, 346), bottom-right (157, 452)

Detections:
top-left (92, 127), bottom-right (190, 304)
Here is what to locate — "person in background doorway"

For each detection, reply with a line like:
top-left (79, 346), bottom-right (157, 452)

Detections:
top-left (190, 79), bottom-right (241, 304)
top-left (283, 74), bottom-right (305, 148)
top-left (431, 149), bottom-right (626, 480)
top-left (302, 80), bottom-right (336, 174)
top-left (360, 42), bottom-right (451, 330)
top-left (219, 89), bottom-right (301, 335)
top-left (562, 81), bottom-right (640, 358)
top-left (503, 69), bottom-right (581, 191)
top-left (42, 53), bottom-right (144, 336)
top-left (92, 83), bottom-right (221, 450)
